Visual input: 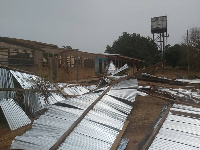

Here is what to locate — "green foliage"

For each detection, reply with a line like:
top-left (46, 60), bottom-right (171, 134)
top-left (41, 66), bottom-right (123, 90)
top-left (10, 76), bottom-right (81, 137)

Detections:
top-left (43, 52), bottom-right (54, 58)
top-left (62, 46), bottom-right (72, 49)
top-left (178, 27), bottom-right (200, 71)
top-left (105, 32), bottom-right (161, 66)
top-left (165, 44), bottom-right (187, 68)
top-left (26, 76), bottom-right (52, 104)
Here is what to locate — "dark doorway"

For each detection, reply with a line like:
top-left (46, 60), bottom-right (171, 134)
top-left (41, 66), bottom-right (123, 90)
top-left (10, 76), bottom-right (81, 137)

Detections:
top-left (99, 59), bottom-right (102, 74)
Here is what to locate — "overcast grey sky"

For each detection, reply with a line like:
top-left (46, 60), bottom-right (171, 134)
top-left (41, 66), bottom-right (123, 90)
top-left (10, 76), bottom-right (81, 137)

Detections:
top-left (1, 0), bottom-right (200, 53)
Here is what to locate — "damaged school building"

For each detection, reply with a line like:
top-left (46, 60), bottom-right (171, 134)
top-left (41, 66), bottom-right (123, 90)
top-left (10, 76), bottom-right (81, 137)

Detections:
top-left (1, 37), bottom-right (200, 150)
top-left (0, 37), bottom-right (142, 82)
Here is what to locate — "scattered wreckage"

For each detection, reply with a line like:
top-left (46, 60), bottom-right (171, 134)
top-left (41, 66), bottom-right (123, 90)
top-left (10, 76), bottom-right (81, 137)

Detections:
top-left (0, 63), bottom-right (200, 150)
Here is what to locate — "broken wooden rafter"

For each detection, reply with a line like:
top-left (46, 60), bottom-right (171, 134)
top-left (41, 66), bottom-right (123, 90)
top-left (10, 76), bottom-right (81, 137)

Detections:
top-left (110, 120), bottom-right (129, 150)
top-left (140, 104), bottom-right (172, 150)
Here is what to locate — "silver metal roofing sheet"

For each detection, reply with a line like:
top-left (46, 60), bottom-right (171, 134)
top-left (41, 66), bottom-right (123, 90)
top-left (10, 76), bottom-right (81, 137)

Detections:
top-left (117, 138), bottom-right (129, 150)
top-left (0, 98), bottom-right (31, 130)
top-left (11, 105), bottom-right (84, 149)
top-left (0, 68), bottom-right (15, 99)
top-left (56, 93), bottom-right (99, 110)
top-left (58, 92), bottom-right (133, 150)
top-left (73, 119), bottom-right (118, 144)
top-left (57, 83), bottom-right (93, 96)
top-left (158, 88), bottom-right (200, 103)
top-left (111, 79), bottom-right (138, 89)
top-left (10, 70), bottom-right (54, 90)
top-left (11, 78), bottom-right (135, 150)
top-left (172, 104), bottom-right (200, 113)
top-left (9, 70), bottom-right (66, 114)
top-left (107, 89), bottom-right (138, 102)
top-left (11, 93), bottom-right (132, 149)
top-left (58, 132), bottom-right (112, 150)
top-left (62, 86), bottom-right (89, 95)
top-left (149, 104), bottom-right (200, 150)
top-left (100, 95), bottom-right (132, 114)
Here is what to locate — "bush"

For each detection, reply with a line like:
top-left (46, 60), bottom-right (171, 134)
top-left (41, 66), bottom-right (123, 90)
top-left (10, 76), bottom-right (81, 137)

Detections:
top-left (174, 66), bottom-right (186, 70)
top-left (164, 66), bottom-right (173, 70)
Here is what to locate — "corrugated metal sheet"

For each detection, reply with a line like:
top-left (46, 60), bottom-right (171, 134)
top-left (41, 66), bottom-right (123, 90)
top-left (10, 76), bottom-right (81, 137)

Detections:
top-left (57, 83), bottom-right (97, 96)
top-left (0, 68), bottom-right (31, 130)
top-left (11, 78), bottom-right (138, 150)
top-left (0, 68), bottom-right (15, 99)
top-left (10, 70), bottom-right (65, 114)
top-left (107, 79), bottom-right (143, 102)
top-left (62, 86), bottom-right (89, 95)
top-left (10, 70), bottom-right (54, 89)
top-left (117, 138), bottom-right (129, 150)
top-left (107, 61), bottom-right (116, 75)
top-left (100, 95), bottom-right (132, 114)
top-left (11, 105), bottom-right (84, 150)
top-left (149, 104), bottom-right (200, 150)
top-left (158, 87), bottom-right (200, 104)
top-left (55, 93), bottom-right (99, 110)
top-left (107, 89), bottom-right (138, 102)
top-left (0, 98), bottom-right (31, 130)
top-left (57, 93), bottom-right (133, 150)
top-left (111, 79), bottom-right (138, 89)
top-left (58, 132), bottom-right (112, 150)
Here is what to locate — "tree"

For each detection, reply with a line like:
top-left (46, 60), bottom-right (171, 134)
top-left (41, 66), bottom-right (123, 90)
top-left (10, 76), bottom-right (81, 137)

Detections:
top-left (105, 32), bottom-right (161, 66)
top-left (165, 44), bottom-right (187, 68)
top-left (62, 46), bottom-right (72, 49)
top-left (183, 27), bottom-right (200, 71)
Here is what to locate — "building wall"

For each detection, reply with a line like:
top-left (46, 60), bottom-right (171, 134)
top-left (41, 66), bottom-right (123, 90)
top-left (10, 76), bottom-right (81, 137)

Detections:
top-left (0, 40), bottom-right (140, 83)
top-left (33, 50), bottom-right (43, 67)
top-left (57, 67), bottom-right (95, 82)
top-left (58, 50), bottom-right (96, 82)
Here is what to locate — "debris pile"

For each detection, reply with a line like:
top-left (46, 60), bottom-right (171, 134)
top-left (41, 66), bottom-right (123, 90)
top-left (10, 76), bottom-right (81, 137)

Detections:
top-left (11, 79), bottom-right (138, 150)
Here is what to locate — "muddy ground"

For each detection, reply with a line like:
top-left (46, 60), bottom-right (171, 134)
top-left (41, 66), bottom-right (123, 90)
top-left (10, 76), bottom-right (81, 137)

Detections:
top-left (0, 69), bottom-right (199, 150)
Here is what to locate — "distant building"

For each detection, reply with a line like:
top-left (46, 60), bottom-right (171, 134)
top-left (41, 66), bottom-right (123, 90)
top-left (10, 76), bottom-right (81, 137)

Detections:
top-left (0, 37), bottom-right (143, 82)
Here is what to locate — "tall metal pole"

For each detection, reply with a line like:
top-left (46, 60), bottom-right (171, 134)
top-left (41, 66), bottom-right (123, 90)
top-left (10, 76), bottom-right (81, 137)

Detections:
top-left (76, 50), bottom-right (79, 83)
top-left (160, 33), bottom-right (162, 51)
top-left (162, 32), bottom-right (165, 72)
top-left (153, 33), bottom-right (155, 41)
top-left (187, 30), bottom-right (190, 75)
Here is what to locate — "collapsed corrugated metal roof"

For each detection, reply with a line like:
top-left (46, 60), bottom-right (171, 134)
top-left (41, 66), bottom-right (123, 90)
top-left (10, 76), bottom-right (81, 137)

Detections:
top-left (158, 87), bottom-right (200, 104)
top-left (0, 62), bottom-right (145, 149)
top-left (3, 61), bottom-right (200, 149)
top-left (10, 70), bottom-right (59, 114)
top-left (137, 75), bottom-right (200, 150)
top-left (149, 104), bottom-right (200, 150)
top-left (10, 78), bottom-right (138, 150)
top-left (0, 68), bottom-right (30, 130)
top-left (0, 67), bottom-right (100, 131)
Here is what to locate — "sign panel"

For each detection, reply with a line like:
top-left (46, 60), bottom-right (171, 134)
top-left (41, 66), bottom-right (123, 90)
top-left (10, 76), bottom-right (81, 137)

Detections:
top-left (151, 16), bottom-right (167, 33)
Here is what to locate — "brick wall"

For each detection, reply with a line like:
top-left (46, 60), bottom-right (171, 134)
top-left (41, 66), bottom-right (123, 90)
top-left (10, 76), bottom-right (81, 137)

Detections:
top-left (57, 67), bottom-right (95, 82)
